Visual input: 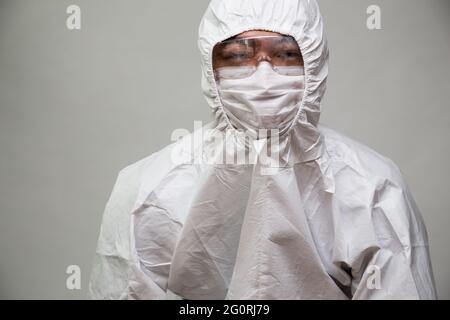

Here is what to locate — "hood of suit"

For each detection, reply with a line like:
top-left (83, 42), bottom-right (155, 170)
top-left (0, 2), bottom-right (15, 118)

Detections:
top-left (198, 0), bottom-right (329, 163)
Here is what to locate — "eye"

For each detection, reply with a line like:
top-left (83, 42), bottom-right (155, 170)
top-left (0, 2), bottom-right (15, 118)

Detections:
top-left (227, 52), bottom-right (252, 59)
top-left (221, 47), bottom-right (254, 61)
top-left (276, 50), bottom-right (302, 60)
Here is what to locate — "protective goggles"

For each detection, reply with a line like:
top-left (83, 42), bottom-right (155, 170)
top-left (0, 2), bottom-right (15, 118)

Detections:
top-left (213, 35), bottom-right (304, 79)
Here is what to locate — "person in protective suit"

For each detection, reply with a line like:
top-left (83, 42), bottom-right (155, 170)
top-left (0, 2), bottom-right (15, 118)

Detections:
top-left (89, 0), bottom-right (437, 300)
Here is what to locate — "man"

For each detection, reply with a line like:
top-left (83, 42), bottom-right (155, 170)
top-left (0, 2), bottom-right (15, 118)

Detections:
top-left (89, 0), bottom-right (437, 299)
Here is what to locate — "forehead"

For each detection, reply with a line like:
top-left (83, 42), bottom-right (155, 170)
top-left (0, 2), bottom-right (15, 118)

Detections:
top-left (234, 30), bottom-right (284, 39)
top-left (218, 29), bottom-right (298, 47)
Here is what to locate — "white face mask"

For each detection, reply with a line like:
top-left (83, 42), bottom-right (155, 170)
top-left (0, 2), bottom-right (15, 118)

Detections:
top-left (216, 61), bottom-right (305, 137)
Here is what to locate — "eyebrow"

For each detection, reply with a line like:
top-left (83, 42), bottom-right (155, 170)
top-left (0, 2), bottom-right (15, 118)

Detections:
top-left (218, 36), bottom-right (298, 52)
top-left (220, 38), bottom-right (253, 51)
top-left (273, 36), bottom-right (297, 45)
top-left (230, 35), bottom-right (296, 44)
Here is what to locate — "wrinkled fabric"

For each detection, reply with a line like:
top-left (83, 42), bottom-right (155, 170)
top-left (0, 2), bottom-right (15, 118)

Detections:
top-left (217, 62), bottom-right (305, 135)
top-left (89, 0), bottom-right (437, 300)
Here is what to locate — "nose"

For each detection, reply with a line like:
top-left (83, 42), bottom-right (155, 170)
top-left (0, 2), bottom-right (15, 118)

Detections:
top-left (255, 53), bottom-right (272, 66)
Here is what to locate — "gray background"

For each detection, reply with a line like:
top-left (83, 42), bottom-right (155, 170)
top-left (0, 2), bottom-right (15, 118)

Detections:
top-left (0, 0), bottom-right (449, 299)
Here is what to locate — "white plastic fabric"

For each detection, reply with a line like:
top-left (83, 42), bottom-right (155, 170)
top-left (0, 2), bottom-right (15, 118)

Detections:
top-left (89, 0), bottom-right (437, 300)
top-left (217, 61), bottom-right (305, 135)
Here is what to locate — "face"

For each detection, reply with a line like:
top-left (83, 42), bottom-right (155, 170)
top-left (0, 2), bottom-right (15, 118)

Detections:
top-left (212, 30), bottom-right (304, 72)
top-left (212, 30), bottom-right (306, 134)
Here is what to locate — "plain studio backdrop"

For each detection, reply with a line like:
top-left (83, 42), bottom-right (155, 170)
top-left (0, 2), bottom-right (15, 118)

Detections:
top-left (0, 0), bottom-right (449, 299)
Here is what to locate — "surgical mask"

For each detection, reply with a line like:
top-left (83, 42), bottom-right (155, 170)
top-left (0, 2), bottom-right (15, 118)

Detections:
top-left (215, 61), bottom-right (305, 137)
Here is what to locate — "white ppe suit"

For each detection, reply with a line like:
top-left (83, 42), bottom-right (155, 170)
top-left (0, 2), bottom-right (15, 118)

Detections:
top-left (89, 0), bottom-right (437, 300)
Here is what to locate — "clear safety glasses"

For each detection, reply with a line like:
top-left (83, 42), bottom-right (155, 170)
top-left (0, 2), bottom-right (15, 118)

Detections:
top-left (213, 35), bottom-right (304, 80)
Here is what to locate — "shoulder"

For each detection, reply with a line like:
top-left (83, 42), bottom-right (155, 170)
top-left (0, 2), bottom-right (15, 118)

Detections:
top-left (112, 142), bottom-right (178, 199)
top-left (116, 121), bottom-right (217, 181)
top-left (110, 121), bottom-right (210, 205)
top-left (318, 124), bottom-right (404, 185)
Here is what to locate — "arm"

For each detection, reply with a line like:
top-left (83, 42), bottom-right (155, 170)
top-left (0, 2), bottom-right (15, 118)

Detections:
top-left (350, 164), bottom-right (437, 299)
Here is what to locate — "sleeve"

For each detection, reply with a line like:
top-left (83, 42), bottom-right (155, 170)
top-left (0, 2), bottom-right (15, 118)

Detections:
top-left (349, 163), bottom-right (437, 300)
top-left (88, 159), bottom-right (167, 300)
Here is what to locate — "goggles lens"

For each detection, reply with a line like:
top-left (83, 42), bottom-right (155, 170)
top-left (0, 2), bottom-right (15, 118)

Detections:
top-left (213, 35), bottom-right (304, 80)
top-left (214, 64), bottom-right (304, 80)
top-left (213, 35), bottom-right (303, 68)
